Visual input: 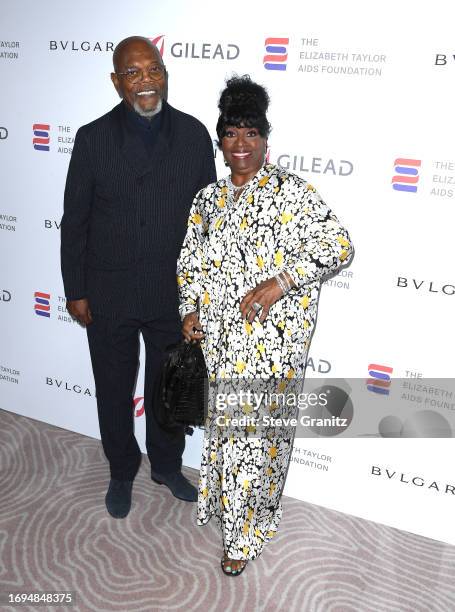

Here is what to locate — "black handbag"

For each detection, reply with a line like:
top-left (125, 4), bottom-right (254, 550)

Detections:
top-left (157, 340), bottom-right (208, 429)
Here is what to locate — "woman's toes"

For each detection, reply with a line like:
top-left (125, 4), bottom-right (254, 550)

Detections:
top-left (222, 555), bottom-right (247, 575)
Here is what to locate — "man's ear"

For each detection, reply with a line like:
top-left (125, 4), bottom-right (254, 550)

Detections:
top-left (111, 72), bottom-right (121, 97)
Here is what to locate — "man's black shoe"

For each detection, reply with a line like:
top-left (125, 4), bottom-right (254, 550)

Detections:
top-left (150, 470), bottom-right (197, 502)
top-left (105, 479), bottom-right (133, 518)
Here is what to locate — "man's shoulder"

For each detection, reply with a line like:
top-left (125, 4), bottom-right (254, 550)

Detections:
top-left (76, 104), bottom-right (122, 139)
top-left (167, 103), bottom-right (210, 138)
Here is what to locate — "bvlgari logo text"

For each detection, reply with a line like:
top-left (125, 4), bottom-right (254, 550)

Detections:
top-left (44, 219), bottom-right (61, 230)
top-left (434, 54), bottom-right (455, 66)
top-left (396, 277), bottom-right (455, 295)
top-left (46, 377), bottom-right (95, 397)
top-left (49, 40), bottom-right (114, 52)
top-left (371, 465), bottom-right (455, 494)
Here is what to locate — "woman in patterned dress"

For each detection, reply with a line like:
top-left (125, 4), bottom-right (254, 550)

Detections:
top-left (177, 76), bottom-right (353, 575)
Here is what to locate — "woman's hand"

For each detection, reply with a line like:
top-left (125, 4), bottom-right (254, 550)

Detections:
top-left (240, 277), bottom-right (287, 323)
top-left (182, 312), bottom-right (205, 342)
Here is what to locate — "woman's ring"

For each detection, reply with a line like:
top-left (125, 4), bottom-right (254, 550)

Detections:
top-left (252, 302), bottom-right (262, 312)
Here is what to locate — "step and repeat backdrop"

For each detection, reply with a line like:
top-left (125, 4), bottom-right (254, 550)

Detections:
top-left (1, 1), bottom-right (455, 544)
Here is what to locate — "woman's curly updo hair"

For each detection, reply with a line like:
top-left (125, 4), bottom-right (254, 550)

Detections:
top-left (216, 75), bottom-right (271, 147)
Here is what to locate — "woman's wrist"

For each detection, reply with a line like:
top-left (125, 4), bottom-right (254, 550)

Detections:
top-left (275, 271), bottom-right (295, 296)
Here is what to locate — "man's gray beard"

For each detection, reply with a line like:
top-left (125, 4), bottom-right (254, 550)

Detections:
top-left (133, 97), bottom-right (162, 119)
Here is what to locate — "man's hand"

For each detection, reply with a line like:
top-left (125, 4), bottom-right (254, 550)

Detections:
top-left (67, 298), bottom-right (93, 326)
top-left (182, 312), bottom-right (205, 342)
top-left (240, 276), bottom-right (290, 323)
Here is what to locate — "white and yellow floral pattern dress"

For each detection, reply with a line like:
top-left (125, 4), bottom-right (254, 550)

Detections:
top-left (177, 163), bottom-right (353, 560)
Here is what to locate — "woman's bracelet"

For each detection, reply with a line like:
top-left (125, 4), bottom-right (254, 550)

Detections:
top-left (275, 274), bottom-right (285, 295)
top-left (275, 271), bottom-right (293, 295)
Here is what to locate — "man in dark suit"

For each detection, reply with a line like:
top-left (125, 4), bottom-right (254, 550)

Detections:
top-left (61, 36), bottom-right (216, 518)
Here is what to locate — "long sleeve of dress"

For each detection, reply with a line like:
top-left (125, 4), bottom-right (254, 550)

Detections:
top-left (277, 182), bottom-right (353, 288)
top-left (177, 194), bottom-right (206, 320)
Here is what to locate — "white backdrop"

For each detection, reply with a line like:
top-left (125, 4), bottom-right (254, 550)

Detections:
top-left (1, 0), bottom-right (455, 545)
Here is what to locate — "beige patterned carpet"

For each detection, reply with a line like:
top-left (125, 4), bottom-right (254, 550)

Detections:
top-left (1, 408), bottom-right (455, 612)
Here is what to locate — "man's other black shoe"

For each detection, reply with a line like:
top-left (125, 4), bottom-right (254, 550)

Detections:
top-left (105, 479), bottom-right (133, 518)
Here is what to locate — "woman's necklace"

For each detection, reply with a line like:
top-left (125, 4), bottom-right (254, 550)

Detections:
top-left (226, 175), bottom-right (254, 203)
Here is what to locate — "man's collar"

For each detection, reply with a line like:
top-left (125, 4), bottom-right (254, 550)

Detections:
top-left (123, 100), bottom-right (164, 130)
top-left (111, 100), bottom-right (173, 177)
